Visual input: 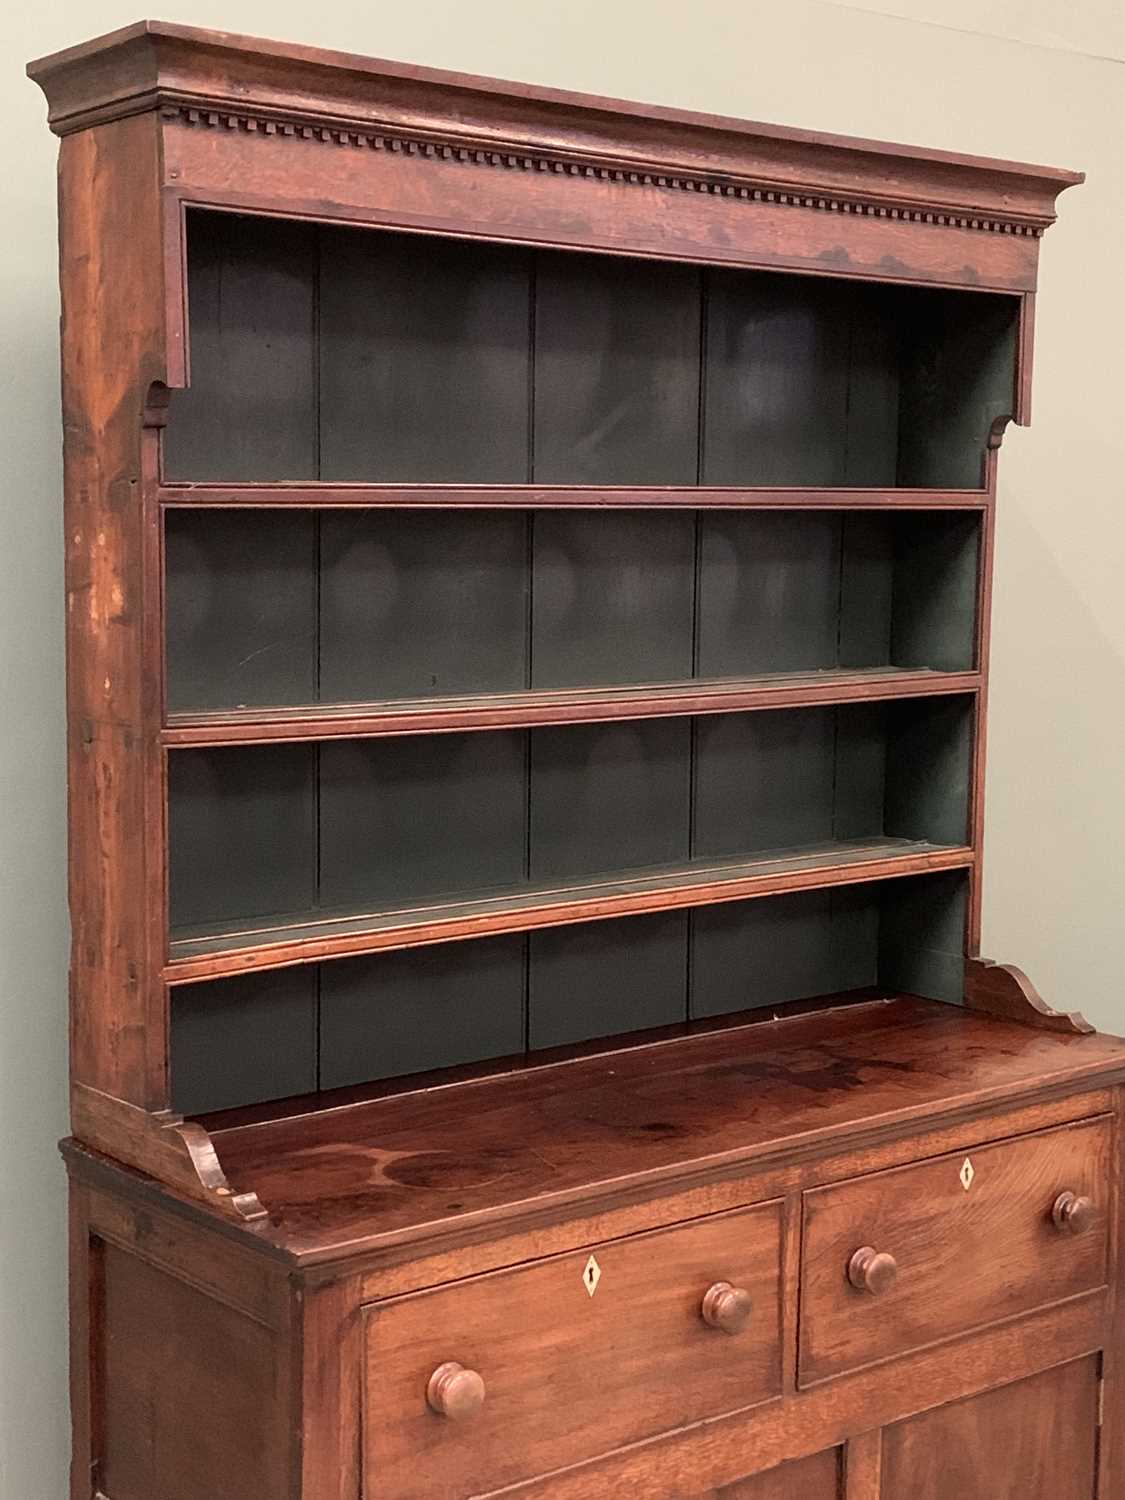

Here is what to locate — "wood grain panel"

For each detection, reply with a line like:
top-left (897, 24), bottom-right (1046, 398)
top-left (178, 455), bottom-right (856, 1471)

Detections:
top-left (800, 1117), bottom-right (1111, 1384)
top-left (881, 1357), bottom-right (1098, 1500)
top-left (710, 1448), bottom-right (842, 1498)
top-left (363, 1202), bottom-right (783, 1499)
top-left (98, 1242), bottom-right (290, 1500)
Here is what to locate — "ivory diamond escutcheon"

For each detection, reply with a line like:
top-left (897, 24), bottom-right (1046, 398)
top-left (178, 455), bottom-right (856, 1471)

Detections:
top-left (583, 1254), bottom-right (602, 1297)
top-left (960, 1158), bottom-right (975, 1191)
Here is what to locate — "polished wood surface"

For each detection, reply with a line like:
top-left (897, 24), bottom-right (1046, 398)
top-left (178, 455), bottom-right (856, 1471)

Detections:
top-left (96, 1241), bottom-right (291, 1500)
top-left (846, 1247), bottom-right (899, 1296)
top-left (29, 20), bottom-right (1113, 1500)
top-left (881, 1357), bottom-right (1099, 1500)
top-left (710, 1449), bottom-right (841, 1498)
top-left (163, 667), bottom-right (983, 748)
top-left (363, 1203), bottom-right (783, 1497)
top-left (164, 839), bottom-right (975, 982)
top-left (701, 1281), bottom-right (754, 1335)
top-left (800, 1116), bottom-right (1110, 1384)
top-left (206, 998), bottom-right (1125, 1262)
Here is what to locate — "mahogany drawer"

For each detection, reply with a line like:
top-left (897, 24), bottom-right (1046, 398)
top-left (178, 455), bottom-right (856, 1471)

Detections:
top-left (799, 1115), bottom-right (1111, 1385)
top-left (363, 1201), bottom-right (783, 1498)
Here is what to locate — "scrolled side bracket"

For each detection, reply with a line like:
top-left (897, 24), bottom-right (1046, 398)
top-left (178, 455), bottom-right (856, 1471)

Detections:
top-left (965, 957), bottom-right (1095, 1035)
top-left (72, 1083), bottom-right (269, 1222)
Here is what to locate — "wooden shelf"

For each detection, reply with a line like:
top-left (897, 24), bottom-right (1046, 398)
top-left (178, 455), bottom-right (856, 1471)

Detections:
top-left (163, 667), bottom-right (982, 746)
top-left (158, 483), bottom-right (990, 510)
top-left (164, 836), bottom-right (975, 982)
top-left (198, 996), bottom-right (1125, 1263)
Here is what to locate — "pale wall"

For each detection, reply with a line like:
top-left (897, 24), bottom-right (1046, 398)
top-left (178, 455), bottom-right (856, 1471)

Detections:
top-left (1, 4), bottom-right (1122, 1495)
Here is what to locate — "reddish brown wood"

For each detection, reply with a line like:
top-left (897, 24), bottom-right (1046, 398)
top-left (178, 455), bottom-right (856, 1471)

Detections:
top-left (880, 1357), bottom-right (1099, 1500)
top-left (164, 839), bottom-right (976, 982)
top-left (95, 1240), bottom-right (291, 1500)
top-left (162, 668), bottom-right (982, 747)
top-left (363, 1203), bottom-right (783, 1497)
top-left (1096, 1083), bottom-right (1125, 1499)
top-left (56, 113), bottom-right (170, 1116)
top-left (459, 1296), bottom-right (1107, 1496)
top-left (847, 1247), bottom-right (899, 1296)
top-left (27, 23), bottom-right (1079, 234)
top-left (72, 1082), bottom-right (267, 1222)
top-left (1053, 1190), bottom-right (1096, 1234)
top-left (701, 1281), bottom-right (755, 1335)
top-left (294, 1275), bottom-right (364, 1500)
top-left (966, 957), bottom-right (1095, 1034)
top-left (799, 1117), bottom-right (1111, 1384)
top-left (157, 483), bottom-right (989, 509)
top-left (30, 23), bottom-right (1114, 1500)
top-left (426, 1361), bottom-right (487, 1421)
top-left (199, 998), bottom-right (1125, 1267)
top-left (842, 1430), bottom-right (882, 1500)
top-left (700, 1447), bottom-right (843, 1497)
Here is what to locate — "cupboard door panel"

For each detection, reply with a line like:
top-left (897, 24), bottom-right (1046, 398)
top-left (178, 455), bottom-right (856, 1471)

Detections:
top-left (882, 1357), bottom-right (1099, 1500)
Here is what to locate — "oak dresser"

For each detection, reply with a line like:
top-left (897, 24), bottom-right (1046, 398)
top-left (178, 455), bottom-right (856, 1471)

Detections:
top-left (28, 20), bottom-right (1125, 1500)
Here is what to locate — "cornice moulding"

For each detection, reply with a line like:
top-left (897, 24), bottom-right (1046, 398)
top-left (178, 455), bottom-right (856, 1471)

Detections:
top-left (29, 19), bottom-right (1083, 237)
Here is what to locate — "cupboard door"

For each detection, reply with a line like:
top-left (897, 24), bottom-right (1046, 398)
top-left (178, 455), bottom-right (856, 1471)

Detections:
top-left (881, 1357), bottom-right (1099, 1500)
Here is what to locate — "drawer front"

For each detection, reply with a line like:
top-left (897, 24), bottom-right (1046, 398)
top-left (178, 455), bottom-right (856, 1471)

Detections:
top-left (799, 1116), bottom-right (1111, 1385)
top-left (364, 1202), bottom-right (783, 1499)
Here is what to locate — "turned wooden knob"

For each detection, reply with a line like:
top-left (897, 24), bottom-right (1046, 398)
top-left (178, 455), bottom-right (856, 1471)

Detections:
top-left (847, 1246), bottom-right (898, 1295)
top-left (701, 1281), bottom-right (753, 1335)
top-left (427, 1362), bottom-right (486, 1420)
top-left (1052, 1191), bottom-right (1095, 1234)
